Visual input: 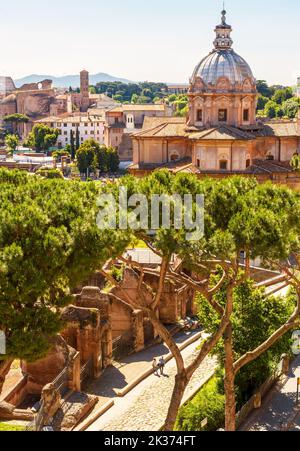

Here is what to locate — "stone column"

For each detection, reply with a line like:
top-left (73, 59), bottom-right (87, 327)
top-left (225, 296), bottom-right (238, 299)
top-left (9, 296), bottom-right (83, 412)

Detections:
top-left (68, 351), bottom-right (81, 392)
top-left (281, 354), bottom-right (290, 376)
top-left (103, 328), bottom-right (113, 368)
top-left (92, 337), bottom-right (101, 379)
top-left (132, 310), bottom-right (145, 352)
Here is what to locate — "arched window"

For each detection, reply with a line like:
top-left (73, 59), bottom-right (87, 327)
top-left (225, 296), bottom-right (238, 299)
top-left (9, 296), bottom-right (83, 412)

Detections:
top-left (246, 159), bottom-right (251, 168)
top-left (266, 153), bottom-right (274, 161)
top-left (170, 153), bottom-right (179, 162)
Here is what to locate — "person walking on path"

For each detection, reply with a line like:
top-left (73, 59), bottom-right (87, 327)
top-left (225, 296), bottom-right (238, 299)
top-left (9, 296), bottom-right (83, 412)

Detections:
top-left (159, 356), bottom-right (166, 375)
top-left (152, 358), bottom-right (159, 376)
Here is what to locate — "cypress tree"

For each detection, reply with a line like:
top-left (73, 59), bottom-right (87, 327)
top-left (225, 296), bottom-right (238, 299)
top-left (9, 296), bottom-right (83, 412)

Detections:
top-left (75, 127), bottom-right (80, 150)
top-left (70, 130), bottom-right (75, 159)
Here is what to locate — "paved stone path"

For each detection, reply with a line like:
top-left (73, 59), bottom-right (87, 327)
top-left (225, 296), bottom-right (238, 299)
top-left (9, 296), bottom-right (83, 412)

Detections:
top-left (241, 354), bottom-right (300, 431)
top-left (84, 330), bottom-right (202, 407)
top-left (87, 340), bottom-right (217, 431)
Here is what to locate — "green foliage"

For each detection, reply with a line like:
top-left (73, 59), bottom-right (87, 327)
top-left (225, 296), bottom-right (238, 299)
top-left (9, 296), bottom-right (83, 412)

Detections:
top-left (93, 81), bottom-right (167, 104)
top-left (167, 94), bottom-right (188, 117)
top-left (70, 130), bottom-right (75, 159)
top-left (256, 81), bottom-right (298, 118)
top-left (25, 124), bottom-right (59, 152)
top-left (282, 98), bottom-right (300, 119)
top-left (76, 139), bottom-right (119, 174)
top-left (0, 423), bottom-right (25, 431)
top-left (111, 265), bottom-right (124, 283)
top-left (257, 95), bottom-right (269, 111)
top-left (75, 127), bottom-right (80, 151)
top-left (271, 87), bottom-right (293, 105)
top-left (5, 134), bottom-right (19, 153)
top-left (197, 280), bottom-right (295, 402)
top-left (36, 168), bottom-right (64, 179)
top-left (3, 114), bottom-right (29, 124)
top-left (176, 375), bottom-right (225, 431)
top-left (52, 149), bottom-right (70, 162)
top-left (291, 154), bottom-right (300, 171)
top-left (263, 100), bottom-right (282, 119)
top-left (0, 168), bottom-right (129, 364)
top-left (256, 80), bottom-right (275, 98)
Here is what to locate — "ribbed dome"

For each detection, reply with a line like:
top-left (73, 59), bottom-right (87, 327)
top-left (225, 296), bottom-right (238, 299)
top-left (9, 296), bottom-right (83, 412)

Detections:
top-left (192, 49), bottom-right (254, 86)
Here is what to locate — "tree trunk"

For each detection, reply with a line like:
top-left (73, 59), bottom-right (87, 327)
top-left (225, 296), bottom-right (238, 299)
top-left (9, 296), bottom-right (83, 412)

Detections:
top-left (224, 323), bottom-right (236, 432)
top-left (164, 371), bottom-right (189, 431)
top-left (0, 359), bottom-right (14, 395)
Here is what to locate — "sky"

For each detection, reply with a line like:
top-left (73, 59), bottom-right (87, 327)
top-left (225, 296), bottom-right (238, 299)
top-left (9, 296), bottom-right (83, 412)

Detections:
top-left (0, 0), bottom-right (300, 86)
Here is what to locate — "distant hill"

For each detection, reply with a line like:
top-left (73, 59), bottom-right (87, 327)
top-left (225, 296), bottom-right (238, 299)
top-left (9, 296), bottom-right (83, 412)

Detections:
top-left (14, 73), bottom-right (133, 88)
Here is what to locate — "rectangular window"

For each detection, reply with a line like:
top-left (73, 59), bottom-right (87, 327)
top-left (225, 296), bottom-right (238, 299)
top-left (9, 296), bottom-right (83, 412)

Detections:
top-left (218, 109), bottom-right (227, 122)
top-left (243, 109), bottom-right (249, 122)
top-left (196, 159), bottom-right (200, 168)
top-left (196, 109), bottom-right (203, 122)
top-left (219, 160), bottom-right (228, 170)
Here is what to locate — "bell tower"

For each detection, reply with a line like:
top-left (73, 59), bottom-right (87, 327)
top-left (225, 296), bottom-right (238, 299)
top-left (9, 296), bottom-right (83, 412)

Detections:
top-left (80, 70), bottom-right (90, 112)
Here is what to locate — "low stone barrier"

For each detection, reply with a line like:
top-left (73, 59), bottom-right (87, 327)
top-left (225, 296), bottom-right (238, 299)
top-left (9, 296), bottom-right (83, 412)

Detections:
top-left (237, 354), bottom-right (290, 430)
top-left (73, 399), bottom-right (114, 431)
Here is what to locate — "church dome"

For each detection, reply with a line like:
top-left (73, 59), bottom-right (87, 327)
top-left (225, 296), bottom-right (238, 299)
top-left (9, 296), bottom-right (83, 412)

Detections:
top-left (192, 50), bottom-right (254, 86)
top-left (190, 10), bottom-right (255, 88)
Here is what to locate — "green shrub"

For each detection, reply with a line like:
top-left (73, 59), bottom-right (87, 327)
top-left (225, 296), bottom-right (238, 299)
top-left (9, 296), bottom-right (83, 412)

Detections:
top-left (36, 168), bottom-right (64, 179)
top-left (0, 423), bottom-right (25, 431)
top-left (176, 376), bottom-right (225, 431)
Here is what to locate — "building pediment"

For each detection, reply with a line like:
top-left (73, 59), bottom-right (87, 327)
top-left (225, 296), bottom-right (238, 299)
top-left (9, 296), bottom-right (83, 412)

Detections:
top-left (216, 77), bottom-right (231, 91)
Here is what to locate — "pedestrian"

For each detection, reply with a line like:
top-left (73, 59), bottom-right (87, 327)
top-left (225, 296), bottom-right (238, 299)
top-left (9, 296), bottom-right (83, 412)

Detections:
top-left (159, 356), bottom-right (166, 375)
top-left (152, 358), bottom-right (159, 376)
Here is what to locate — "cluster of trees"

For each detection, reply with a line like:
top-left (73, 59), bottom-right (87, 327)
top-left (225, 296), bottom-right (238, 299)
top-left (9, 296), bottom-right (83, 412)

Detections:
top-left (2, 114), bottom-right (30, 155)
top-left (67, 128), bottom-right (80, 159)
top-left (91, 81), bottom-right (167, 104)
top-left (1, 169), bottom-right (300, 433)
top-left (256, 80), bottom-right (299, 119)
top-left (98, 171), bottom-right (300, 431)
top-left (176, 282), bottom-right (294, 431)
top-left (3, 114), bottom-right (29, 134)
top-left (0, 168), bottom-right (128, 394)
top-left (76, 139), bottom-right (120, 174)
top-left (166, 94), bottom-right (188, 117)
top-left (5, 134), bottom-right (19, 155)
top-left (36, 168), bottom-right (64, 179)
top-left (25, 124), bottom-right (59, 152)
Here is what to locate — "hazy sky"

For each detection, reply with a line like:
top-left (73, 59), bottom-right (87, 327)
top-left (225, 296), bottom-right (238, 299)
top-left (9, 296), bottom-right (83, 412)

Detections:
top-left (1, 0), bottom-right (299, 85)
